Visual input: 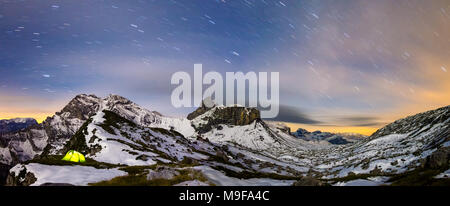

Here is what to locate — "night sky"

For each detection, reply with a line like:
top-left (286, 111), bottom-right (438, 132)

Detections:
top-left (1, 0), bottom-right (449, 135)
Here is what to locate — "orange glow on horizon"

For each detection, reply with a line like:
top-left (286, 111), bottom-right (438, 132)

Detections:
top-left (282, 122), bottom-right (381, 136)
top-left (0, 113), bottom-right (52, 123)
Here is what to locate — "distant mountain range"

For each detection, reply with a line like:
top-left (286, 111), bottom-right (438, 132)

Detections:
top-left (1, 94), bottom-right (449, 186)
top-left (0, 118), bottom-right (37, 134)
top-left (292, 128), bottom-right (367, 145)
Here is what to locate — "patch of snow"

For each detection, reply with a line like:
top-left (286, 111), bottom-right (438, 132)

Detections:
top-left (20, 163), bottom-right (126, 186)
top-left (334, 177), bottom-right (389, 186)
top-left (154, 116), bottom-right (196, 138)
top-left (435, 169), bottom-right (450, 179)
top-left (366, 134), bottom-right (407, 146)
top-left (9, 164), bottom-right (25, 176)
top-left (194, 166), bottom-right (295, 186)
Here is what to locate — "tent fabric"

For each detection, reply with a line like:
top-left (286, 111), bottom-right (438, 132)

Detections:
top-left (62, 150), bottom-right (86, 163)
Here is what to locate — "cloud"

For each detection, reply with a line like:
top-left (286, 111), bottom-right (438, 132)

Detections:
top-left (266, 105), bottom-right (321, 124)
top-left (335, 116), bottom-right (384, 127)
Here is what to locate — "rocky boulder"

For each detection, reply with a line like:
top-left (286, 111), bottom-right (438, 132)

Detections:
top-left (147, 166), bottom-right (180, 180)
top-left (0, 163), bottom-right (11, 185)
top-left (423, 146), bottom-right (450, 169)
top-left (6, 165), bottom-right (37, 186)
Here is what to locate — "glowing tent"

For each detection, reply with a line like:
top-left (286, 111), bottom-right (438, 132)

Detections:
top-left (61, 150), bottom-right (86, 163)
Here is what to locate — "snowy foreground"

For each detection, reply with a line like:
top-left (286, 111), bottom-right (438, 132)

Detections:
top-left (10, 163), bottom-right (127, 186)
top-left (9, 163), bottom-right (293, 186)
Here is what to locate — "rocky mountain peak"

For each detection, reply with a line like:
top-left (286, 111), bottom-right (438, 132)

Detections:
top-left (104, 94), bottom-right (133, 106)
top-left (52, 94), bottom-right (162, 127)
top-left (56, 94), bottom-right (102, 121)
top-left (190, 104), bottom-right (261, 134)
top-left (101, 94), bottom-right (163, 127)
top-left (186, 98), bottom-right (217, 120)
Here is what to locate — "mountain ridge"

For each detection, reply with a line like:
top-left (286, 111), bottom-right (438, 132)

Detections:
top-left (292, 128), bottom-right (367, 145)
top-left (0, 118), bottom-right (38, 135)
top-left (1, 94), bottom-right (449, 186)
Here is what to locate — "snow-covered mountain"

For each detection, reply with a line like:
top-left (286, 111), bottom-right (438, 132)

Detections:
top-left (5, 95), bottom-right (298, 186)
top-left (292, 128), bottom-right (366, 145)
top-left (0, 94), bottom-right (193, 165)
top-left (0, 118), bottom-right (37, 134)
top-left (2, 94), bottom-right (449, 186)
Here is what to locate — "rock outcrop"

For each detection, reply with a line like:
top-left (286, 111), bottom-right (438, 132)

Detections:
top-left (190, 105), bottom-right (260, 134)
top-left (6, 165), bottom-right (37, 186)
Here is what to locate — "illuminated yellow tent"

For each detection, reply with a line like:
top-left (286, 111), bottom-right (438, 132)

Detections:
top-left (61, 150), bottom-right (86, 163)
